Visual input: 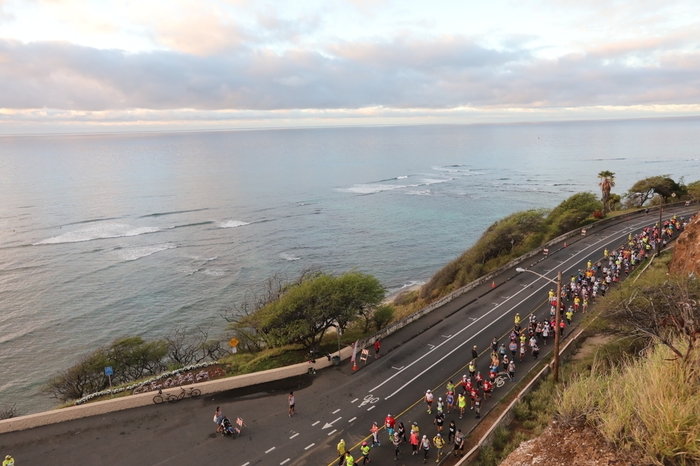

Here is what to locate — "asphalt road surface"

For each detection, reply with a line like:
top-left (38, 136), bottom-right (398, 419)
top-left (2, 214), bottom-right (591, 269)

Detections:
top-left (2, 205), bottom-right (695, 466)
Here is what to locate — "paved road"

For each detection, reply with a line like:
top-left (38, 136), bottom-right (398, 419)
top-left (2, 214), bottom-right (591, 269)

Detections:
top-left (1, 205), bottom-right (695, 466)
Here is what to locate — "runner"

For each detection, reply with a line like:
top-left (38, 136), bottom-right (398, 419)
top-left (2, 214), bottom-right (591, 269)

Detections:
top-left (410, 428), bottom-right (420, 455)
top-left (508, 360), bottom-right (516, 382)
top-left (474, 392), bottom-right (482, 419)
top-left (374, 339), bottom-right (381, 359)
top-left (457, 392), bottom-right (467, 419)
top-left (421, 434), bottom-right (431, 464)
top-left (370, 421), bottom-right (380, 447)
top-left (288, 391), bottom-right (296, 417)
top-left (397, 421), bottom-right (407, 443)
top-left (453, 430), bottom-right (465, 458)
top-left (433, 411), bottom-right (444, 433)
top-left (425, 389), bottom-right (434, 414)
top-left (436, 397), bottom-right (444, 415)
top-left (471, 345), bottom-right (478, 361)
top-left (447, 420), bottom-right (456, 443)
top-left (445, 391), bottom-right (454, 414)
top-left (337, 439), bottom-right (347, 466)
top-left (433, 433), bottom-right (445, 462)
top-left (509, 339), bottom-right (517, 357)
top-left (385, 414), bottom-right (396, 440)
top-left (483, 378), bottom-right (493, 399)
top-left (345, 452), bottom-right (355, 466)
top-left (360, 442), bottom-right (371, 465)
top-left (532, 342), bottom-right (540, 359)
top-left (392, 431), bottom-right (401, 460)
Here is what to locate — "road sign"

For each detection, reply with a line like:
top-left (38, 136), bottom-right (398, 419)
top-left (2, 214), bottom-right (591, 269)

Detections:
top-left (104, 366), bottom-right (113, 376)
top-left (228, 337), bottom-right (239, 347)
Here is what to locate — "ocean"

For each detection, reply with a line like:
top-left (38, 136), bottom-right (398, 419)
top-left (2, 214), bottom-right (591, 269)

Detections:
top-left (1, 118), bottom-right (699, 414)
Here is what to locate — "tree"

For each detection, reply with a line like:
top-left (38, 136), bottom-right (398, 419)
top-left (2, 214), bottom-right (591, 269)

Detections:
top-left (598, 171), bottom-right (616, 215)
top-left (545, 192), bottom-right (602, 236)
top-left (686, 180), bottom-right (700, 201)
top-left (608, 276), bottom-right (700, 364)
top-left (625, 175), bottom-right (685, 206)
top-left (232, 271), bottom-right (384, 351)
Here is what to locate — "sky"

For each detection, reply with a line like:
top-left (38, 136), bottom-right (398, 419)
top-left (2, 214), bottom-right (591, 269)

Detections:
top-left (0, 0), bottom-right (699, 134)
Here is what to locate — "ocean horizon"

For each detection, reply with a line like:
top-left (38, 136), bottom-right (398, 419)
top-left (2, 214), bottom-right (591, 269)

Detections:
top-left (1, 117), bottom-right (699, 414)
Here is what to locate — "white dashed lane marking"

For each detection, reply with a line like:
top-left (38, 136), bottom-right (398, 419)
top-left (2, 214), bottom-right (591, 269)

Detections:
top-left (351, 398), bottom-right (358, 403)
top-left (280, 459), bottom-right (290, 465)
top-left (305, 443), bottom-right (315, 450)
top-left (332, 409), bottom-right (340, 414)
top-left (265, 447), bottom-right (276, 454)
top-left (312, 421), bottom-right (320, 426)
top-left (289, 433), bottom-right (299, 439)
top-left (367, 406), bottom-right (375, 411)
top-left (348, 417), bottom-right (357, 422)
top-left (327, 429), bottom-right (337, 436)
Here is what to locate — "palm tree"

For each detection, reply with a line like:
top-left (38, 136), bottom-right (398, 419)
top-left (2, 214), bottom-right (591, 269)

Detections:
top-left (598, 171), bottom-right (616, 215)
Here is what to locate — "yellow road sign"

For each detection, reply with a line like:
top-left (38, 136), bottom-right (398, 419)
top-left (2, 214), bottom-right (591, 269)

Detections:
top-left (228, 337), bottom-right (240, 347)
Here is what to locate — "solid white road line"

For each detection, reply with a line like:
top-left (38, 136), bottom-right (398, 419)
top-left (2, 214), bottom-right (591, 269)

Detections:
top-left (348, 417), bottom-right (357, 423)
top-left (265, 447), bottom-right (276, 454)
top-left (327, 429), bottom-right (337, 436)
top-left (376, 223), bottom-right (643, 399)
top-left (280, 459), bottom-right (290, 465)
top-left (312, 421), bottom-right (320, 426)
top-left (289, 433), bottom-right (299, 439)
top-left (305, 443), bottom-right (315, 450)
top-left (332, 408), bottom-right (341, 414)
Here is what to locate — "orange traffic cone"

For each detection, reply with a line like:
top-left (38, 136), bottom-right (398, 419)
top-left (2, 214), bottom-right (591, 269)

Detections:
top-left (353, 360), bottom-right (358, 371)
top-left (491, 281), bottom-right (496, 289)
top-left (563, 242), bottom-right (567, 248)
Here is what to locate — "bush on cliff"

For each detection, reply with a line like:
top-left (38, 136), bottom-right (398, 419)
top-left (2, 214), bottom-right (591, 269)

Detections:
top-left (419, 192), bottom-right (601, 301)
top-left (229, 271), bottom-right (385, 352)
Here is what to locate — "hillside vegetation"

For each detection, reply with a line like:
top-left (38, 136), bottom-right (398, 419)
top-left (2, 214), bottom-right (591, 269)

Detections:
top-left (394, 192), bottom-right (602, 312)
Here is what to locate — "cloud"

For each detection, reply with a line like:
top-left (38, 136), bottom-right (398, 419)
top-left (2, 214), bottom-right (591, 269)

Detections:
top-left (0, 29), bottom-right (699, 116)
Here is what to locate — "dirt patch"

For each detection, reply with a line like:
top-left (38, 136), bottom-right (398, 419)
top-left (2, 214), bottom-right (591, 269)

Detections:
top-left (500, 421), bottom-right (643, 466)
top-left (571, 334), bottom-right (615, 361)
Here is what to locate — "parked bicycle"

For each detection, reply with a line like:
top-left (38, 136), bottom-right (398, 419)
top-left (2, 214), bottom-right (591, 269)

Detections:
top-left (153, 387), bottom-right (201, 404)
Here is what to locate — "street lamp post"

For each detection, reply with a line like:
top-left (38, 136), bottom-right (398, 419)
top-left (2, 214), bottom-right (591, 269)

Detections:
top-left (516, 267), bottom-right (563, 383)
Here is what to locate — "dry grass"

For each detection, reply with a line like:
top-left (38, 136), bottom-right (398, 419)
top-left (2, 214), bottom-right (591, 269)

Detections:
top-left (557, 341), bottom-right (700, 465)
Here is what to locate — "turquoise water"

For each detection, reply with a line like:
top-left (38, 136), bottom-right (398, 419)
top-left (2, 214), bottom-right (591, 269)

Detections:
top-left (1, 118), bottom-right (699, 413)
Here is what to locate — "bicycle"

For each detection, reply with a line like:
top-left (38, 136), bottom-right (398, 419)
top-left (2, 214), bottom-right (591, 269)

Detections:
top-left (153, 387), bottom-right (201, 404)
top-left (494, 372), bottom-right (511, 388)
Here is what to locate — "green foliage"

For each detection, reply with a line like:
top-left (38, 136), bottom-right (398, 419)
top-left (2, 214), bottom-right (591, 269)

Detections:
top-left (686, 180), bottom-right (700, 201)
top-left (545, 192), bottom-right (602, 237)
top-left (420, 192), bottom-right (600, 301)
top-left (625, 175), bottom-right (686, 206)
top-left (232, 271), bottom-right (385, 351)
top-left (371, 305), bottom-right (395, 331)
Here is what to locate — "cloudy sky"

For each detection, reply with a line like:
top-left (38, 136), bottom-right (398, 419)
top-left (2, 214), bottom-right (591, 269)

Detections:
top-left (0, 0), bottom-right (699, 133)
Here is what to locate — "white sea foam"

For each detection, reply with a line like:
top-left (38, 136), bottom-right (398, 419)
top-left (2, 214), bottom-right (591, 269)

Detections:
top-left (280, 252), bottom-right (301, 261)
top-left (337, 184), bottom-right (409, 194)
top-left (219, 220), bottom-right (250, 228)
top-left (35, 223), bottom-right (159, 245)
top-left (114, 244), bottom-right (176, 261)
top-left (201, 268), bottom-right (226, 276)
top-left (396, 175), bottom-right (408, 179)
top-left (421, 178), bottom-right (452, 185)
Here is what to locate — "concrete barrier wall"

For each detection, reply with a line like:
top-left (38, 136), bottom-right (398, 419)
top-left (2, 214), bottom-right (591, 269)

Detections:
top-left (0, 346), bottom-right (353, 434)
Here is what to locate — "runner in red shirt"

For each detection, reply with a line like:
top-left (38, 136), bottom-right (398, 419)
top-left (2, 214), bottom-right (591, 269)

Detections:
top-left (385, 414), bottom-right (396, 438)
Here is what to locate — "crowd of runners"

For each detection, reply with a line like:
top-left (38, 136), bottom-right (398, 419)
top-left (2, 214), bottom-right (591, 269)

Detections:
top-left (332, 216), bottom-right (693, 465)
